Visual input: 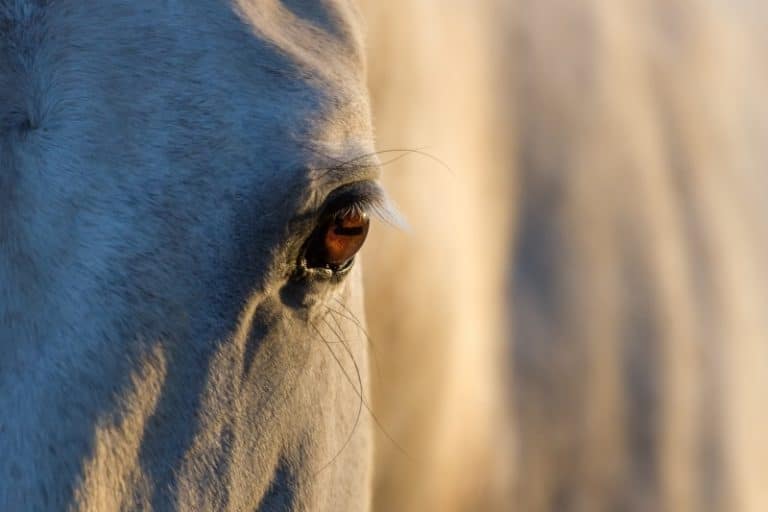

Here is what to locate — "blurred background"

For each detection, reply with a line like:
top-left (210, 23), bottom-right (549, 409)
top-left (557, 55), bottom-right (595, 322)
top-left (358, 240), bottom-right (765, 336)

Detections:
top-left (359, 1), bottom-right (768, 511)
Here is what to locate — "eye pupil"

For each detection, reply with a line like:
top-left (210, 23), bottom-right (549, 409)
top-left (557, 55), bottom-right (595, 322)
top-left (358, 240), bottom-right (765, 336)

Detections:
top-left (333, 225), bottom-right (364, 236)
top-left (322, 211), bottom-right (370, 267)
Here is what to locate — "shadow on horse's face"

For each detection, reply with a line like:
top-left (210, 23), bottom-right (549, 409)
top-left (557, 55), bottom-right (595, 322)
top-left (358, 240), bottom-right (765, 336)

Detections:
top-left (0, 1), bottom-right (383, 509)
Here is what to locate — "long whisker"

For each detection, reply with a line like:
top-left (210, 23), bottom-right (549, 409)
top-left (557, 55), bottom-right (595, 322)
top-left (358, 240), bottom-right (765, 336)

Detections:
top-left (312, 316), bottom-right (365, 475)
top-left (325, 301), bottom-right (414, 463)
top-left (295, 144), bottom-right (455, 177)
top-left (309, 321), bottom-right (365, 473)
top-left (327, 301), bottom-right (384, 386)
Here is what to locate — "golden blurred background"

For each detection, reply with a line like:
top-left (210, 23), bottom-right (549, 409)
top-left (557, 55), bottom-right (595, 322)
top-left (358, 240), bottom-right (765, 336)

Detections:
top-left (360, 1), bottom-right (768, 511)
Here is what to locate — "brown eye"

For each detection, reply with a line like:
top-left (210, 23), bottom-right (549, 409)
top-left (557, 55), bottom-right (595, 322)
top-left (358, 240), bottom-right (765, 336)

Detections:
top-left (324, 211), bottom-right (370, 266)
top-left (304, 210), bottom-right (370, 271)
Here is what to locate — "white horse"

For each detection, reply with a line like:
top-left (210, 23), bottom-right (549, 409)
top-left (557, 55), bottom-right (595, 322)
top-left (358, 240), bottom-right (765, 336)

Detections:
top-left (1, 1), bottom-right (386, 509)
top-left (363, 1), bottom-right (768, 511)
top-left (5, 0), bottom-right (768, 511)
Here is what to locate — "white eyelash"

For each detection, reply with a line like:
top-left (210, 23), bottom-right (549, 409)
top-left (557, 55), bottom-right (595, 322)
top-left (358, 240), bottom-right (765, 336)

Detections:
top-left (338, 193), bottom-right (408, 231)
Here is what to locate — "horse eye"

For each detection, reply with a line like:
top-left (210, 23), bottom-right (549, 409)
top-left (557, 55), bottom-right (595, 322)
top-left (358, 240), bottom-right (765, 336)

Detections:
top-left (304, 210), bottom-right (370, 271)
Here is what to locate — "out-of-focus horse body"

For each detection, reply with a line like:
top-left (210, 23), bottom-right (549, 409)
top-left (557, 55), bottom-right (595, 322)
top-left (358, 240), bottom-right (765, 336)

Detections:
top-left (363, 1), bottom-right (768, 511)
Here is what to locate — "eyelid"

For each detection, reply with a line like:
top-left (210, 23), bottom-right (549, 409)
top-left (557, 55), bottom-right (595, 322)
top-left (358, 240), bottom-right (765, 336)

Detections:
top-left (320, 181), bottom-right (406, 229)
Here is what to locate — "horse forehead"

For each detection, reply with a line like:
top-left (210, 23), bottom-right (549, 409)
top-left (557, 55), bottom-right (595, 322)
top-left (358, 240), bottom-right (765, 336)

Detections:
top-left (0, 0), bottom-right (374, 294)
top-left (1, 0), bottom-right (371, 166)
top-left (235, 0), bottom-right (366, 67)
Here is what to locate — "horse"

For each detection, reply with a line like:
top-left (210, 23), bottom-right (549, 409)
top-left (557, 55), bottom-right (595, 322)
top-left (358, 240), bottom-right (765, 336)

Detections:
top-left (1, 1), bottom-right (386, 509)
top-left (4, 0), bottom-right (768, 511)
top-left (362, 0), bottom-right (768, 511)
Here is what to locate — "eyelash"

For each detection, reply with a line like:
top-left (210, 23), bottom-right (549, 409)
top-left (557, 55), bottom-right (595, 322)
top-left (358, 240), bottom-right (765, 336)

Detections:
top-left (319, 187), bottom-right (383, 219)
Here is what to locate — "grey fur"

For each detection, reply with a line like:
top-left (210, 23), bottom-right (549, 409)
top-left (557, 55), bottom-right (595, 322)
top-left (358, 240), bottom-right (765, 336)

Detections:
top-left (0, 1), bottom-right (376, 510)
